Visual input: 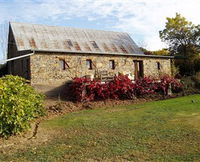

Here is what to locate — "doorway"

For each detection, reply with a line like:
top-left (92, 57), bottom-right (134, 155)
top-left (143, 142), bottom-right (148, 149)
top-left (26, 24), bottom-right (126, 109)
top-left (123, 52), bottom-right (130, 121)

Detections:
top-left (25, 58), bottom-right (30, 80)
top-left (133, 60), bottom-right (143, 79)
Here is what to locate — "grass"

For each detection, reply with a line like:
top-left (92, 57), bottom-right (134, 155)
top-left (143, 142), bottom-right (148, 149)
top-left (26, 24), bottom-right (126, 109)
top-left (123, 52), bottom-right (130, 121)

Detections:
top-left (1, 95), bottom-right (200, 161)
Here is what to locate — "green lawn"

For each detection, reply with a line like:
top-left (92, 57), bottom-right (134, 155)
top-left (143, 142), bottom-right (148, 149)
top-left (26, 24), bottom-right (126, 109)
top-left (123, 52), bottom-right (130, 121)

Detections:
top-left (1, 95), bottom-right (200, 161)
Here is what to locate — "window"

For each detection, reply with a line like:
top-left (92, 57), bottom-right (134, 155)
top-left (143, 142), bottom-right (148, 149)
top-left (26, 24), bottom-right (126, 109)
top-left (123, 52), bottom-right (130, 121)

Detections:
top-left (59, 58), bottom-right (70, 70)
top-left (123, 59), bottom-right (127, 65)
top-left (86, 59), bottom-right (92, 70)
top-left (90, 41), bottom-right (99, 49)
top-left (109, 60), bottom-right (115, 69)
top-left (59, 59), bottom-right (66, 70)
top-left (67, 40), bottom-right (73, 47)
top-left (157, 62), bottom-right (161, 70)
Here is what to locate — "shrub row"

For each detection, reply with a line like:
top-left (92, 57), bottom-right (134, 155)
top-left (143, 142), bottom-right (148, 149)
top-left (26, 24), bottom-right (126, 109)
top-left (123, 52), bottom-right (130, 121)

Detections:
top-left (70, 74), bottom-right (183, 102)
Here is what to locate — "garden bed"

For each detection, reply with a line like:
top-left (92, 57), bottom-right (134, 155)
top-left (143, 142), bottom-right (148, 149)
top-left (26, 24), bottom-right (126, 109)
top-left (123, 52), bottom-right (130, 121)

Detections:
top-left (44, 92), bottom-right (184, 119)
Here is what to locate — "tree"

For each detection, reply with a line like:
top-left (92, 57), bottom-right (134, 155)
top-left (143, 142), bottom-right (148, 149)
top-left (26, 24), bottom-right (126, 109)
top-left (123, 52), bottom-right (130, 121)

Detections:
top-left (159, 13), bottom-right (200, 75)
top-left (140, 47), bottom-right (170, 56)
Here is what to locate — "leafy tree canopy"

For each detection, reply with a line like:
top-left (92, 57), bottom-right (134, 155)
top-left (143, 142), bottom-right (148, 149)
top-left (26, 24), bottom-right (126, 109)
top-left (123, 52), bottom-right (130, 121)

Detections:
top-left (140, 47), bottom-right (170, 56)
top-left (160, 13), bottom-right (200, 75)
top-left (159, 13), bottom-right (200, 57)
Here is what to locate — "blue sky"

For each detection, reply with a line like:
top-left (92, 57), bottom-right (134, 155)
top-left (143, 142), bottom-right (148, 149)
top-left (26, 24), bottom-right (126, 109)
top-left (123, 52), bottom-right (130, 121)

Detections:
top-left (0, 0), bottom-right (200, 61)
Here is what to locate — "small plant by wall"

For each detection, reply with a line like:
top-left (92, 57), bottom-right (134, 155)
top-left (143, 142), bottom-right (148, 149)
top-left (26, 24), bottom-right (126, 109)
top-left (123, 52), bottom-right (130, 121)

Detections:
top-left (0, 75), bottom-right (44, 138)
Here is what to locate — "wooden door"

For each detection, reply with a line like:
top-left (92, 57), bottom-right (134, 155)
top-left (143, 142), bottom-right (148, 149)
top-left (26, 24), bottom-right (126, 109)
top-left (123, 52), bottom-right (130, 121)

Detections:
top-left (25, 58), bottom-right (30, 80)
top-left (134, 60), bottom-right (143, 80)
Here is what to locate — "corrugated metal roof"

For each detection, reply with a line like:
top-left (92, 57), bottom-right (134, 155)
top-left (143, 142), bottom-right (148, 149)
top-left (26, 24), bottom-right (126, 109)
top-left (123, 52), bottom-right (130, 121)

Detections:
top-left (10, 22), bottom-right (144, 55)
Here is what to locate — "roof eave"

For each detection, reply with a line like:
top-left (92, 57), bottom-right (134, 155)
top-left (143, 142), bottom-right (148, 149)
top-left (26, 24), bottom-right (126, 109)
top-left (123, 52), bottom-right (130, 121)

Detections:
top-left (28, 49), bottom-right (174, 59)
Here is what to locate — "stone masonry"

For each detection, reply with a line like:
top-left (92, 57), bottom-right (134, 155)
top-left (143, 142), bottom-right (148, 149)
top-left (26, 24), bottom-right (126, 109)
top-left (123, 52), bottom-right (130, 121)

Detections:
top-left (30, 53), bottom-right (171, 95)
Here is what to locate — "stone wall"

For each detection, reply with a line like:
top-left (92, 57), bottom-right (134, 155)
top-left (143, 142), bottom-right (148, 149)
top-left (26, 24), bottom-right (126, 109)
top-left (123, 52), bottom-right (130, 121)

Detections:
top-left (30, 53), bottom-right (171, 95)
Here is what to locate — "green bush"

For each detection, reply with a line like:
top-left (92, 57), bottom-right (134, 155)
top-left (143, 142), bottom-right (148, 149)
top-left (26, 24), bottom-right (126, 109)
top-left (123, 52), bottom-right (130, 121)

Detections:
top-left (171, 64), bottom-right (180, 78)
top-left (192, 72), bottom-right (200, 88)
top-left (0, 75), bottom-right (44, 138)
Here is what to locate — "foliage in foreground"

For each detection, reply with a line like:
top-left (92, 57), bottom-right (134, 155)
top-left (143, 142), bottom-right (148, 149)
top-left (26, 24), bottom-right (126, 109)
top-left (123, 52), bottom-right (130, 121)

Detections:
top-left (0, 75), bottom-right (44, 138)
top-left (192, 72), bottom-right (200, 88)
top-left (70, 74), bottom-right (183, 102)
top-left (1, 95), bottom-right (199, 161)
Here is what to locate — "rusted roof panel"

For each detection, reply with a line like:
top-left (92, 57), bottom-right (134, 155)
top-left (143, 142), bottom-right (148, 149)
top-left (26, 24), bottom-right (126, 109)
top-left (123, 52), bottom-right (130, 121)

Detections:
top-left (10, 22), bottom-right (144, 55)
top-left (111, 44), bottom-right (119, 53)
top-left (102, 43), bottom-right (111, 52)
top-left (29, 38), bottom-right (37, 49)
top-left (74, 41), bottom-right (81, 51)
top-left (83, 42), bottom-right (92, 51)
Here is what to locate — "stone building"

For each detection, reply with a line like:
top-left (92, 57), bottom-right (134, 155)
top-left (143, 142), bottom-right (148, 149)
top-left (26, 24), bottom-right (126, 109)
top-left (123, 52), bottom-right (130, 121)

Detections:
top-left (7, 22), bottom-right (173, 96)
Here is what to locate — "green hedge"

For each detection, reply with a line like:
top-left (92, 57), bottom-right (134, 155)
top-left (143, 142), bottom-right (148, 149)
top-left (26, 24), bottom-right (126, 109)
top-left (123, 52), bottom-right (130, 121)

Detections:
top-left (0, 75), bottom-right (44, 138)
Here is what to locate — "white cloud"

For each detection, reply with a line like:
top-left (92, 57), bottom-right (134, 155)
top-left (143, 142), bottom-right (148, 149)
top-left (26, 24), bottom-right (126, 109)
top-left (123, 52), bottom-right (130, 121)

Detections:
top-left (0, 0), bottom-right (200, 53)
top-left (106, 0), bottom-right (200, 50)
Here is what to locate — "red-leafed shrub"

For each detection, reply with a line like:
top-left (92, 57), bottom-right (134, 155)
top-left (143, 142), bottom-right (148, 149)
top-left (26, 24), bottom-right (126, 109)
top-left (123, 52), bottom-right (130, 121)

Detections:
top-left (171, 79), bottom-right (183, 93)
top-left (108, 74), bottom-right (135, 99)
top-left (69, 74), bottom-right (183, 102)
top-left (95, 83), bottom-right (110, 100)
top-left (70, 77), bottom-right (99, 102)
top-left (158, 75), bottom-right (183, 95)
top-left (70, 74), bottom-right (135, 102)
top-left (135, 77), bottom-right (158, 96)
